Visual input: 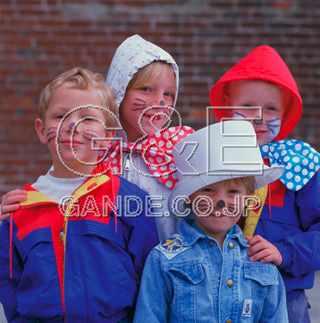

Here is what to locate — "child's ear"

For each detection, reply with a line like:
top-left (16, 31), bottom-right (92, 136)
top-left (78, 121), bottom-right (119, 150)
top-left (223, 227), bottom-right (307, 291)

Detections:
top-left (35, 118), bottom-right (47, 144)
top-left (100, 130), bottom-right (116, 148)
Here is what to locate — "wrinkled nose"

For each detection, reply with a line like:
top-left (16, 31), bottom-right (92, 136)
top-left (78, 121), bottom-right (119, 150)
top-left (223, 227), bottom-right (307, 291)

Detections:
top-left (216, 200), bottom-right (226, 208)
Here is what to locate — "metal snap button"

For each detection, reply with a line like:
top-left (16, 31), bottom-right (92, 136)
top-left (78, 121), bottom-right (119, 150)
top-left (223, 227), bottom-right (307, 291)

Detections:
top-left (228, 242), bottom-right (234, 249)
top-left (227, 279), bottom-right (234, 287)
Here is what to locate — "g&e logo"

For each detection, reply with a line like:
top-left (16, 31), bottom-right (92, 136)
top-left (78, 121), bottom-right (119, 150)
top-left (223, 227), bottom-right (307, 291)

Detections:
top-left (56, 105), bottom-right (265, 181)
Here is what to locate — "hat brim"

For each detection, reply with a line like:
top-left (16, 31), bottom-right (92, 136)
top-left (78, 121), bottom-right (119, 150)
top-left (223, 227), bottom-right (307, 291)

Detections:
top-left (168, 164), bottom-right (284, 215)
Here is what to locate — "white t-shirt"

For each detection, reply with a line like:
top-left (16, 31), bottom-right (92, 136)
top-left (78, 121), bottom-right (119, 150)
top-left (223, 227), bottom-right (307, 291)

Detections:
top-left (32, 167), bottom-right (86, 204)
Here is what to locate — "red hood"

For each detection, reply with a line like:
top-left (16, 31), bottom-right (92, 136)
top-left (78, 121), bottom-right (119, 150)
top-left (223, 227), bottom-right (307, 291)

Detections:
top-left (209, 45), bottom-right (302, 141)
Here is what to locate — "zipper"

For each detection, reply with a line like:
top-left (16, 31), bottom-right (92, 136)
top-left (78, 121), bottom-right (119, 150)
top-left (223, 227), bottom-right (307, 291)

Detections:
top-left (60, 175), bottom-right (111, 321)
top-left (125, 157), bottom-right (130, 170)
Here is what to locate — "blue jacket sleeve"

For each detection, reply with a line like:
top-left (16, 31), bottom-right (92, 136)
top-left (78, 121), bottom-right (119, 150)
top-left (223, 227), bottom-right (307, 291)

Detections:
top-left (122, 186), bottom-right (159, 277)
top-left (133, 251), bottom-right (171, 323)
top-left (0, 218), bottom-right (29, 323)
top-left (275, 171), bottom-right (320, 276)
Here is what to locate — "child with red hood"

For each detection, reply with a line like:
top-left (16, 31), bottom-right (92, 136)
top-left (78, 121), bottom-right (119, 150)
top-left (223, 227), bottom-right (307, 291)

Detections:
top-left (210, 45), bottom-right (320, 323)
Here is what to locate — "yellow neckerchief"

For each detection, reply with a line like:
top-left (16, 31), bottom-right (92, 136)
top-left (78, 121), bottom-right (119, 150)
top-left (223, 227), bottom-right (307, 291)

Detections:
top-left (242, 185), bottom-right (268, 237)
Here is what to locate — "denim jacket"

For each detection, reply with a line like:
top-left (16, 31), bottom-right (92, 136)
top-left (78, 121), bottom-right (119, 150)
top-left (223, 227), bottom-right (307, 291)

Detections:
top-left (134, 219), bottom-right (288, 323)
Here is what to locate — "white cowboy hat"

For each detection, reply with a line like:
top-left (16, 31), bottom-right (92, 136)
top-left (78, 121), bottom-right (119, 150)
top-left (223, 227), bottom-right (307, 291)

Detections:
top-left (168, 120), bottom-right (284, 214)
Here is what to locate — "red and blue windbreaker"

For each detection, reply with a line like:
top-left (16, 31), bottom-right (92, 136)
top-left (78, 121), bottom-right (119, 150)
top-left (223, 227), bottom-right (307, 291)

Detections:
top-left (210, 45), bottom-right (320, 302)
top-left (0, 172), bottom-right (158, 322)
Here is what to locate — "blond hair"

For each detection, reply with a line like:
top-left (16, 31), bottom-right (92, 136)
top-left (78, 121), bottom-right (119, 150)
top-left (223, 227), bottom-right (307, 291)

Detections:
top-left (222, 176), bottom-right (256, 195)
top-left (39, 67), bottom-right (118, 127)
top-left (127, 61), bottom-right (176, 99)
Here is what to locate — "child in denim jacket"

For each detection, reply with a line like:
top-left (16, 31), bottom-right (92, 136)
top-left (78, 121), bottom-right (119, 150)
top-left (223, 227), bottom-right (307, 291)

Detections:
top-left (134, 121), bottom-right (288, 323)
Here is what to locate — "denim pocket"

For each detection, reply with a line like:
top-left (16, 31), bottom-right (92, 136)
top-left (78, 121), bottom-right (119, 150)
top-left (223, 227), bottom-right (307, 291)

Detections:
top-left (244, 262), bottom-right (279, 286)
top-left (168, 261), bottom-right (205, 284)
top-left (167, 261), bottom-right (206, 322)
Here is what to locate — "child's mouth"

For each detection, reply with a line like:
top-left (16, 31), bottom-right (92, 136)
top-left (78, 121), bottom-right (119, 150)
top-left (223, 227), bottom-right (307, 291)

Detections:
top-left (61, 140), bottom-right (82, 147)
top-left (255, 130), bottom-right (266, 137)
top-left (144, 113), bottom-right (168, 122)
top-left (145, 114), bottom-right (162, 120)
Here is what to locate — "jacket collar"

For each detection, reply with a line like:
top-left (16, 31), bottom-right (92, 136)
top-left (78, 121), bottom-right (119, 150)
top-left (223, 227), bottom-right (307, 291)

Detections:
top-left (20, 174), bottom-right (111, 208)
top-left (179, 218), bottom-right (249, 249)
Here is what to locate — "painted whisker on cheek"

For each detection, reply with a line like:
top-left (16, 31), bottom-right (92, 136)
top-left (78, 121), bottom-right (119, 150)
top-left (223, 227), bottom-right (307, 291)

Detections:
top-left (132, 107), bottom-right (147, 111)
top-left (226, 204), bottom-right (236, 212)
top-left (46, 127), bottom-right (57, 143)
top-left (132, 98), bottom-right (148, 110)
top-left (233, 112), bottom-right (246, 120)
top-left (266, 118), bottom-right (281, 135)
top-left (83, 129), bottom-right (98, 141)
top-left (136, 98), bottom-right (147, 103)
top-left (224, 197), bottom-right (241, 217)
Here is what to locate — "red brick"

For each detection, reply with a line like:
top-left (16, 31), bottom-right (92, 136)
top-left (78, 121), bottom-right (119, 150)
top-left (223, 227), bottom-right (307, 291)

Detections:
top-left (1, 0), bottom-right (320, 195)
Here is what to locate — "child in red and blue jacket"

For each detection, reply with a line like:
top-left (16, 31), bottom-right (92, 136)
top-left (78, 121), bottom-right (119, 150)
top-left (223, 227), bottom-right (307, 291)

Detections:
top-left (210, 45), bottom-right (320, 323)
top-left (0, 67), bottom-right (158, 323)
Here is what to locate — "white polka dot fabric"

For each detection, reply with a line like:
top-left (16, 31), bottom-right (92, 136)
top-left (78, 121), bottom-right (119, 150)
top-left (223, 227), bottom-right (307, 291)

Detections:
top-left (260, 140), bottom-right (320, 191)
top-left (106, 34), bottom-right (179, 109)
top-left (102, 126), bottom-right (194, 189)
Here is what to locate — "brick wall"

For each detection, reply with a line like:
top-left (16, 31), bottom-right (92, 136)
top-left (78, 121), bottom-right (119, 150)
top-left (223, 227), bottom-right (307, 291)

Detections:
top-left (1, 0), bottom-right (320, 195)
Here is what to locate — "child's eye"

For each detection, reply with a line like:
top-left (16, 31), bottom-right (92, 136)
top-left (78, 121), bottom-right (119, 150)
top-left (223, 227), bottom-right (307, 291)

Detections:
top-left (55, 114), bottom-right (64, 119)
top-left (164, 92), bottom-right (173, 97)
top-left (141, 87), bottom-right (151, 92)
top-left (203, 188), bottom-right (213, 193)
top-left (83, 116), bottom-right (95, 121)
top-left (266, 106), bottom-right (277, 111)
top-left (228, 189), bottom-right (237, 194)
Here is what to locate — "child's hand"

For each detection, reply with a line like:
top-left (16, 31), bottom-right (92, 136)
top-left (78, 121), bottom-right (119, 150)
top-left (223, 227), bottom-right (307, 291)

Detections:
top-left (245, 235), bottom-right (282, 266)
top-left (0, 189), bottom-right (27, 221)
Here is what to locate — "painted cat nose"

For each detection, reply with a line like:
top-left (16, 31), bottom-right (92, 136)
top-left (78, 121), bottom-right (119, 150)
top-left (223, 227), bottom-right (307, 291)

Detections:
top-left (160, 100), bottom-right (165, 106)
top-left (69, 122), bottom-right (76, 130)
top-left (216, 200), bottom-right (226, 208)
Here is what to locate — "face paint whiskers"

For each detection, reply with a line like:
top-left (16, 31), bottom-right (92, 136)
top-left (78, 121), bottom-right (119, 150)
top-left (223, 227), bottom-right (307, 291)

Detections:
top-left (46, 127), bottom-right (57, 143)
top-left (223, 196), bottom-right (242, 218)
top-left (83, 128), bottom-right (99, 141)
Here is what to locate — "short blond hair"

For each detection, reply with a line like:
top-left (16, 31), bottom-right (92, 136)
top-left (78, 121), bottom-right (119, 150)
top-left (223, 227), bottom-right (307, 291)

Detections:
top-left (39, 67), bottom-right (118, 127)
top-left (127, 61), bottom-right (176, 100)
top-left (222, 176), bottom-right (256, 195)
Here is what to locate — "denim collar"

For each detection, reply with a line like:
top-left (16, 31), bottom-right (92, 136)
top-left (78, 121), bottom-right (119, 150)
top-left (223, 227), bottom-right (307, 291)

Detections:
top-left (179, 218), bottom-right (249, 249)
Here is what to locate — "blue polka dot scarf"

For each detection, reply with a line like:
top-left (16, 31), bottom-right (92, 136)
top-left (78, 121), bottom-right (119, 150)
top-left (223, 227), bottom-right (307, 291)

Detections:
top-left (260, 140), bottom-right (320, 191)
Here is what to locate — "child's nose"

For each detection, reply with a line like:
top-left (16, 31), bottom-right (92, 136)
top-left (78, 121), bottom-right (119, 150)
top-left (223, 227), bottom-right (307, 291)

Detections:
top-left (69, 122), bottom-right (76, 130)
top-left (150, 93), bottom-right (167, 107)
top-left (253, 118), bottom-right (263, 125)
top-left (65, 119), bottom-right (80, 133)
top-left (216, 200), bottom-right (226, 208)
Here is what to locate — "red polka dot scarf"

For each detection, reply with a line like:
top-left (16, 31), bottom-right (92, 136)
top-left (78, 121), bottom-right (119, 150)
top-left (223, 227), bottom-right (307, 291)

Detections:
top-left (101, 126), bottom-right (195, 189)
